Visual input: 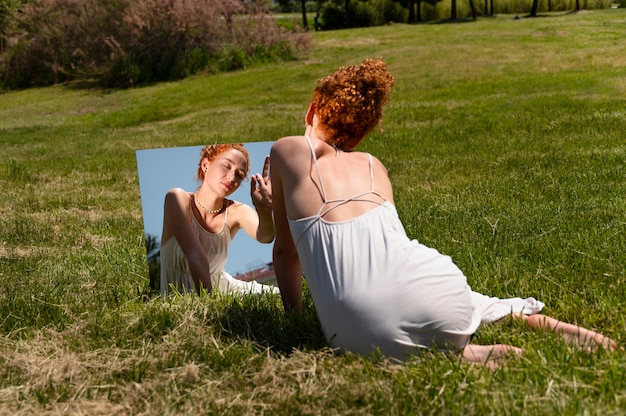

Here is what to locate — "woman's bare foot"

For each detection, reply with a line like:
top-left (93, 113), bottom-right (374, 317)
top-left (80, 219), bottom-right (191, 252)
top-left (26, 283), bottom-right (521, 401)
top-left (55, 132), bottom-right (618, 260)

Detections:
top-left (461, 344), bottom-right (522, 369)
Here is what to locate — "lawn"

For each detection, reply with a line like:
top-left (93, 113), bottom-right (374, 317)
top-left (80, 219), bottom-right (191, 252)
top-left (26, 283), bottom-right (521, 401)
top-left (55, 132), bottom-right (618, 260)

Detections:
top-left (0, 9), bottom-right (625, 415)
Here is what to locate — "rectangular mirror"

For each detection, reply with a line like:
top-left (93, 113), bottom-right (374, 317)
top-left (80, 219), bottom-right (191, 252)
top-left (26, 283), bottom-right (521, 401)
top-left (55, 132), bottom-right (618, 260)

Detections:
top-left (136, 142), bottom-right (275, 292)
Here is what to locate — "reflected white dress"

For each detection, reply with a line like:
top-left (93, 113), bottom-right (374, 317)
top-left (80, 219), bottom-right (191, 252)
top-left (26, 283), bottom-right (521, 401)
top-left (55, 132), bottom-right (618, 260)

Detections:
top-left (160, 199), bottom-right (279, 295)
top-left (287, 136), bottom-right (542, 360)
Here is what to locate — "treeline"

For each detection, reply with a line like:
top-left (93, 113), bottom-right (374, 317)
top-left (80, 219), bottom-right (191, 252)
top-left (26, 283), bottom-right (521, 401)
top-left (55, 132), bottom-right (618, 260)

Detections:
top-left (277, 0), bottom-right (617, 30)
top-left (0, 0), bottom-right (311, 89)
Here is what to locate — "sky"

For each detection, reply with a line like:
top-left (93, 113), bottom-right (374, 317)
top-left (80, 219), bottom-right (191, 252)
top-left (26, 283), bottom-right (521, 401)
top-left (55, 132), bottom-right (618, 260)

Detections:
top-left (135, 142), bottom-right (274, 275)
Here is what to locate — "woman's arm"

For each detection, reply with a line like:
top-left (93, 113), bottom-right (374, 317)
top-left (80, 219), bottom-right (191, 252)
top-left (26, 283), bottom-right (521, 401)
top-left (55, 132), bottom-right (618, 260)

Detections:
top-left (270, 142), bottom-right (303, 313)
top-left (162, 189), bottom-right (213, 294)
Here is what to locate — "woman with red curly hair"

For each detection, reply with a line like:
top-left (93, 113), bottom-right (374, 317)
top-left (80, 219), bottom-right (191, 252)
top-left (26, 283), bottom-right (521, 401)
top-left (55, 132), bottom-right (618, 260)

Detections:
top-left (160, 143), bottom-right (278, 295)
top-left (270, 59), bottom-right (616, 365)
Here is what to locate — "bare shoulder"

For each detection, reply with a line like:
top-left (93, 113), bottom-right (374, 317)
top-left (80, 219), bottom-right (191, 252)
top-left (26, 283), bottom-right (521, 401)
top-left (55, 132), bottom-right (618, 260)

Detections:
top-left (225, 199), bottom-right (256, 232)
top-left (228, 199), bottom-right (253, 212)
top-left (166, 187), bottom-right (190, 196)
top-left (271, 136), bottom-right (312, 173)
top-left (165, 187), bottom-right (191, 202)
top-left (271, 136), bottom-right (307, 156)
top-left (369, 154), bottom-right (389, 174)
top-left (367, 154), bottom-right (394, 200)
top-left (226, 199), bottom-right (256, 217)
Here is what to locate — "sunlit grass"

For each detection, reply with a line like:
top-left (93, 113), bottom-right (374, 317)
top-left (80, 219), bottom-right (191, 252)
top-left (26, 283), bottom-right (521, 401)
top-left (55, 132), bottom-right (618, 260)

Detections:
top-left (0, 9), bottom-right (625, 415)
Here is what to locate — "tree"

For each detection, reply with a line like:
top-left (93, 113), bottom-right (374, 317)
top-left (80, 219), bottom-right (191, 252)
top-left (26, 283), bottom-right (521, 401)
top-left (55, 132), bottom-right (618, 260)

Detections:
top-left (468, 0), bottom-right (477, 19)
top-left (145, 233), bottom-right (161, 292)
top-left (530, 0), bottom-right (539, 16)
top-left (301, 0), bottom-right (308, 29)
top-left (450, 0), bottom-right (477, 20)
top-left (0, 0), bottom-right (27, 53)
top-left (409, 0), bottom-right (443, 23)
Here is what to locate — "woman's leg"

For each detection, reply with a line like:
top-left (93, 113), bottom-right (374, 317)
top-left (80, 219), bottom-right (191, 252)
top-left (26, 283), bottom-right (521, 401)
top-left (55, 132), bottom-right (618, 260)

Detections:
top-left (516, 313), bottom-right (618, 351)
top-left (459, 313), bottom-right (619, 366)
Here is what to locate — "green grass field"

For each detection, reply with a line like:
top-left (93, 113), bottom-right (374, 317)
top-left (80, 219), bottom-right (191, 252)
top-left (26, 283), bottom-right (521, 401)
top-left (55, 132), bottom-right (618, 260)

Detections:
top-left (1, 9), bottom-right (625, 415)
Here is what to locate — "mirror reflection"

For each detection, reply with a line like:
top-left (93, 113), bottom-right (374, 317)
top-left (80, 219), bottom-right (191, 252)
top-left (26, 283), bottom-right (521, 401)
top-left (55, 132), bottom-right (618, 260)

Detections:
top-left (136, 142), bottom-right (276, 293)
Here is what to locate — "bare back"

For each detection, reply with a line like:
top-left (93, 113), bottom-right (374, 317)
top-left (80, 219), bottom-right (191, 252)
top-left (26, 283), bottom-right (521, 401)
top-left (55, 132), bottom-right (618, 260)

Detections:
top-left (272, 135), bottom-right (394, 223)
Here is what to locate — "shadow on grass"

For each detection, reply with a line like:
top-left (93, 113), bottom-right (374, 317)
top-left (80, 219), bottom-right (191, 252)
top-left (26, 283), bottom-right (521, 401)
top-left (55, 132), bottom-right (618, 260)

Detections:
top-left (212, 289), bottom-right (327, 356)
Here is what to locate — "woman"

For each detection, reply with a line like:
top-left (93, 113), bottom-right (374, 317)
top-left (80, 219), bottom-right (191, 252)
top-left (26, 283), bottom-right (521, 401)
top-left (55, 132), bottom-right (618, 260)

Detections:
top-left (270, 59), bottom-right (616, 364)
top-left (160, 143), bottom-right (279, 295)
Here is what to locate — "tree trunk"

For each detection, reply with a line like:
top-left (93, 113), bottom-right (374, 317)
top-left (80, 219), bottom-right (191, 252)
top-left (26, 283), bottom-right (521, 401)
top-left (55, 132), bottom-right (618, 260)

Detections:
top-left (468, 0), bottom-right (477, 19)
top-left (409, 0), bottom-right (415, 23)
top-left (490, 0), bottom-right (494, 15)
top-left (301, 0), bottom-right (308, 30)
top-left (417, 0), bottom-right (422, 22)
top-left (451, 0), bottom-right (457, 20)
top-left (530, 0), bottom-right (539, 16)
top-left (575, 0), bottom-right (580, 10)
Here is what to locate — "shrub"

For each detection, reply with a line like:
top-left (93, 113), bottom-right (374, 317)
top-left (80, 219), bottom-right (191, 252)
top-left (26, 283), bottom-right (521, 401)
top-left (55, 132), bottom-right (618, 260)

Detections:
top-left (371, 0), bottom-right (409, 24)
top-left (0, 0), bottom-right (311, 89)
top-left (319, 0), bottom-right (377, 29)
top-left (319, 0), bottom-right (346, 29)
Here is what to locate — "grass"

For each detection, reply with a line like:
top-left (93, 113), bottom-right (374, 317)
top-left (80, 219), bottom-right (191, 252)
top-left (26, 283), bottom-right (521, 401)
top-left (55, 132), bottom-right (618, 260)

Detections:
top-left (1, 9), bottom-right (625, 415)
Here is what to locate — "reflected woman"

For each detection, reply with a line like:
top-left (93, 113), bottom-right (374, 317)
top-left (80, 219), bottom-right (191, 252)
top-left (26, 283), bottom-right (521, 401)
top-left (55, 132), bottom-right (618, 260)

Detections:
top-left (160, 143), bottom-right (279, 295)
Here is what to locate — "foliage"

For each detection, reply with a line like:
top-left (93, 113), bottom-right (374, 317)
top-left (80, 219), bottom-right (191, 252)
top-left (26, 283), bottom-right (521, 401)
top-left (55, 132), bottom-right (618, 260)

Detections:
top-left (0, 0), bottom-right (311, 89)
top-left (317, 0), bottom-right (408, 29)
top-left (371, 0), bottom-right (410, 23)
top-left (145, 233), bottom-right (161, 293)
top-left (0, 0), bottom-right (26, 27)
top-left (0, 9), bottom-right (625, 413)
top-left (314, 0), bottom-right (612, 29)
top-left (318, 0), bottom-right (348, 29)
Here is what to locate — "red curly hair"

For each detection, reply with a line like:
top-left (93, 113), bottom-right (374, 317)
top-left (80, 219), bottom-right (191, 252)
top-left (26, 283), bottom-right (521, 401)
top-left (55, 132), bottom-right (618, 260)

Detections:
top-left (197, 143), bottom-right (250, 181)
top-left (312, 59), bottom-right (395, 149)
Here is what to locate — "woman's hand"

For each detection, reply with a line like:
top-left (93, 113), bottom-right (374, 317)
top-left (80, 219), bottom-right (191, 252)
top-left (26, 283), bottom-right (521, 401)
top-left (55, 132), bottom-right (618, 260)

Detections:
top-left (251, 156), bottom-right (272, 214)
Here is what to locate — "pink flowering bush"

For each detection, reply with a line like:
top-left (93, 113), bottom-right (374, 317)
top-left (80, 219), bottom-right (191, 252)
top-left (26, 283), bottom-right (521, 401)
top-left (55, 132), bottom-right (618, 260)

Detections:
top-left (0, 0), bottom-right (311, 89)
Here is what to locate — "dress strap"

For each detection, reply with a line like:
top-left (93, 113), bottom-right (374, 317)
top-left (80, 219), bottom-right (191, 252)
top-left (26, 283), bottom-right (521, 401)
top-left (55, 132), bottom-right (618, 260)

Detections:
top-left (305, 135), bottom-right (327, 202)
top-left (223, 200), bottom-right (229, 227)
top-left (368, 154), bottom-right (375, 192)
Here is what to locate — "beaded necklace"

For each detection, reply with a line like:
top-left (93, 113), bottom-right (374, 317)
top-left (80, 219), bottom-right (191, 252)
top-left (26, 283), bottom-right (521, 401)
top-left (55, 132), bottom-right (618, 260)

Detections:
top-left (193, 191), bottom-right (224, 214)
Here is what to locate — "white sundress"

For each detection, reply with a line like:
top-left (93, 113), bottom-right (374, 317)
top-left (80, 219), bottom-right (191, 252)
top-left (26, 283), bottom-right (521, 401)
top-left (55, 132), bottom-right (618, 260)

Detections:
top-left (287, 136), bottom-right (542, 360)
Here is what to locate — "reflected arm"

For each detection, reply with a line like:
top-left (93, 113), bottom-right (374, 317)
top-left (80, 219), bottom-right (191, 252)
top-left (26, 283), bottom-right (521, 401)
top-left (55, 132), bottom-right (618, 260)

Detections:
top-left (243, 156), bottom-right (275, 243)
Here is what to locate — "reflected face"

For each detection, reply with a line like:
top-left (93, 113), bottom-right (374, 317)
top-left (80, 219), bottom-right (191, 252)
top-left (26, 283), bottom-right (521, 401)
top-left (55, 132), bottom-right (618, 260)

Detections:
top-left (203, 149), bottom-right (248, 197)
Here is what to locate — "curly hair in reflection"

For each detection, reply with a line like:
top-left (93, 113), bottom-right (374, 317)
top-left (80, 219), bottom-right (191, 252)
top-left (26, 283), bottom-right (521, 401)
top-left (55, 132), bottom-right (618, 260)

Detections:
top-left (312, 58), bottom-right (395, 150)
top-left (197, 143), bottom-right (250, 181)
